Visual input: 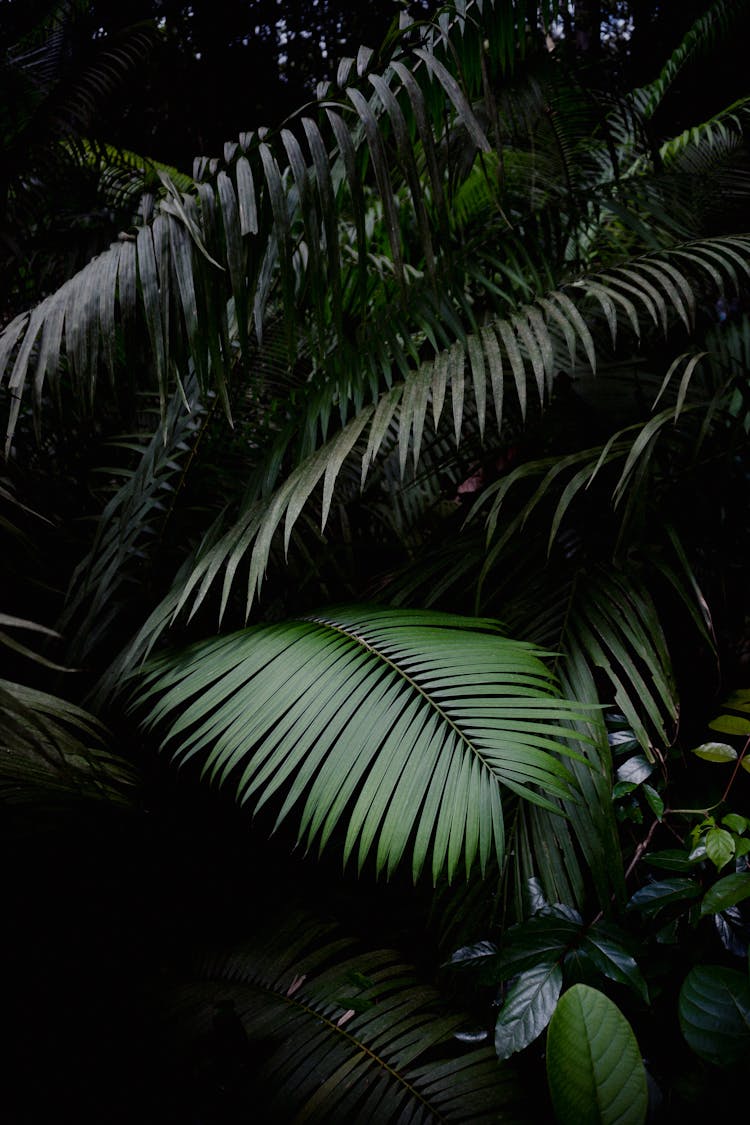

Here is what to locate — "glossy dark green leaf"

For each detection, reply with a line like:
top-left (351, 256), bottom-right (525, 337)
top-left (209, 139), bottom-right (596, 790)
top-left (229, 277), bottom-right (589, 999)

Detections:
top-left (447, 941), bottom-right (501, 984)
top-left (581, 926), bottom-right (649, 1002)
top-left (492, 915), bottom-right (583, 980)
top-left (607, 730), bottom-right (640, 753)
top-left (612, 781), bottom-right (638, 799)
top-left (627, 879), bottom-right (701, 914)
top-left (641, 784), bottom-right (664, 820)
top-left (643, 850), bottom-right (701, 872)
top-left (616, 756), bottom-right (655, 785)
top-left (494, 962), bottom-right (563, 1059)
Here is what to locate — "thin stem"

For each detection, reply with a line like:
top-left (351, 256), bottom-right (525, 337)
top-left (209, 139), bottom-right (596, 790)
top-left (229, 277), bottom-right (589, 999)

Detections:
top-left (721, 735), bottom-right (750, 803)
top-left (624, 815), bottom-right (661, 883)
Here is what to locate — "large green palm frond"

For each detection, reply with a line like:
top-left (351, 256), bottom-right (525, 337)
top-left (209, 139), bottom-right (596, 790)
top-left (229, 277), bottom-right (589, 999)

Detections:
top-left (132, 606), bottom-right (592, 887)
top-left (11, 0), bottom-right (735, 448)
top-left (167, 909), bottom-right (530, 1123)
top-left (2, 0), bottom-right (748, 713)
top-left (369, 310), bottom-right (750, 908)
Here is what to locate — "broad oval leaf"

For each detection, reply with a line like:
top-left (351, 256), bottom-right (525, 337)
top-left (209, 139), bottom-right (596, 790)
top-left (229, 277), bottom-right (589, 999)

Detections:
top-left (133, 607), bottom-right (590, 884)
top-left (705, 828), bottom-right (735, 871)
top-left (691, 741), bottom-right (738, 763)
top-left (722, 813), bottom-right (749, 834)
top-left (708, 715), bottom-right (750, 736)
top-left (679, 966), bottom-right (750, 1067)
top-left (546, 984), bottom-right (648, 1125)
top-left (494, 962), bottom-right (563, 1060)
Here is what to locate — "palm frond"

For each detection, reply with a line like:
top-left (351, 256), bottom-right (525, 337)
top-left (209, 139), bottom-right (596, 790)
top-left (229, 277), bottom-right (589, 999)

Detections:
top-left (168, 909), bottom-right (529, 1123)
top-left (0, 1), bottom-right (640, 452)
top-left (132, 606), bottom-right (592, 886)
top-left (660, 97), bottom-right (750, 169)
top-left (94, 234), bottom-right (750, 650)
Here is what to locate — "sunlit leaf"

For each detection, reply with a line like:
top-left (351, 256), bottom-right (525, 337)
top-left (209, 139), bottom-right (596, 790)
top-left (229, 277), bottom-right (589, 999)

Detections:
top-left (692, 742), bottom-right (738, 763)
top-left (705, 828), bottom-right (735, 871)
top-left (708, 715), bottom-right (750, 736)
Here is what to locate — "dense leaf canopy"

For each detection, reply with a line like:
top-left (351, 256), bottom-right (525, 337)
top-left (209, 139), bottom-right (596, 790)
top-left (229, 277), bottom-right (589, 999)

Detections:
top-left (1, 2), bottom-right (749, 1122)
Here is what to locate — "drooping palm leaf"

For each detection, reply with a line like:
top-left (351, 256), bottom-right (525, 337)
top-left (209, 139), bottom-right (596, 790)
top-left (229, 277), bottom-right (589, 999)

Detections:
top-left (132, 606), bottom-right (593, 885)
top-left (6, 0), bottom-right (745, 456)
top-left (168, 909), bottom-right (531, 1123)
top-left (76, 230), bottom-right (750, 694)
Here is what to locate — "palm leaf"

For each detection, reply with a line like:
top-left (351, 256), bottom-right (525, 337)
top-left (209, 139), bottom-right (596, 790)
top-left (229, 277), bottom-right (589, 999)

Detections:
top-left (59, 375), bottom-right (206, 666)
top-left (168, 909), bottom-right (530, 1123)
top-left (132, 606), bottom-right (592, 885)
top-left (92, 234), bottom-right (750, 653)
top-left (12, 2), bottom-right (745, 453)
